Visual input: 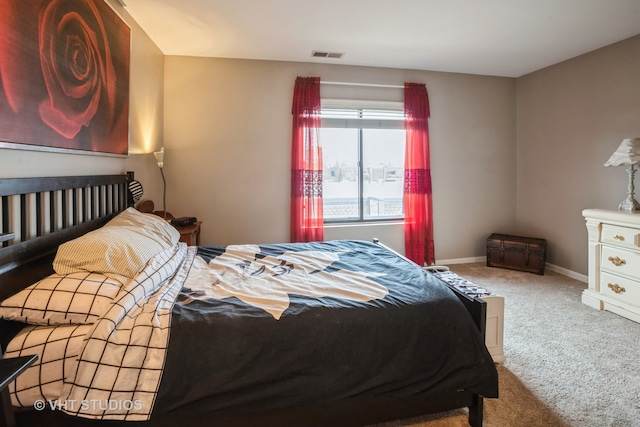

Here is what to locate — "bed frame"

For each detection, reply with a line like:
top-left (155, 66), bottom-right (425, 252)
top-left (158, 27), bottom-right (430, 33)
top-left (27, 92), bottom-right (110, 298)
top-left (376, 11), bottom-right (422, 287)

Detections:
top-left (0, 173), bottom-right (489, 427)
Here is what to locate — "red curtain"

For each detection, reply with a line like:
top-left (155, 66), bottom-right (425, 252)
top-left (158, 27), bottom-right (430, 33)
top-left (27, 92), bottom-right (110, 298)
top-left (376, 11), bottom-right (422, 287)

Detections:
top-left (404, 82), bottom-right (434, 265)
top-left (290, 76), bottom-right (324, 242)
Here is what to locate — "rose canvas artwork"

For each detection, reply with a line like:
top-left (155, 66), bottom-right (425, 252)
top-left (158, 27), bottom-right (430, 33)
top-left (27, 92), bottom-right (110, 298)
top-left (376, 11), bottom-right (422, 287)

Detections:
top-left (0, 0), bottom-right (130, 155)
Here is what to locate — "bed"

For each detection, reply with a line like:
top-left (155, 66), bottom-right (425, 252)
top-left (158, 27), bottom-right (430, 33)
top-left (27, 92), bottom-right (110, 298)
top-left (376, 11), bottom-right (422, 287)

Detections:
top-left (0, 173), bottom-right (498, 427)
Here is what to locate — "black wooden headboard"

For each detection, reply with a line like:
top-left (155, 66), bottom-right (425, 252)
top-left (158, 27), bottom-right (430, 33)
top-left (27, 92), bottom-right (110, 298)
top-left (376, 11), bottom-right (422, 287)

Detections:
top-left (0, 172), bottom-right (133, 300)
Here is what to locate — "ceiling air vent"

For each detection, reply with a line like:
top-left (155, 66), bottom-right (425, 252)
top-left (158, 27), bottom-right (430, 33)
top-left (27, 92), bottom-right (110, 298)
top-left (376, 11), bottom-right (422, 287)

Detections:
top-left (312, 51), bottom-right (344, 59)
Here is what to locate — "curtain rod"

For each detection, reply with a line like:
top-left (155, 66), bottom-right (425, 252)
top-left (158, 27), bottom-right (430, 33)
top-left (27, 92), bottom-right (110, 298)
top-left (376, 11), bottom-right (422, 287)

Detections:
top-left (321, 81), bottom-right (404, 89)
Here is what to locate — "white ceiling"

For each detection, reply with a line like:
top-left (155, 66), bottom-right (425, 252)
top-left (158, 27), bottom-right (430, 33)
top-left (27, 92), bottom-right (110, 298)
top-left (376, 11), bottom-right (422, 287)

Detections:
top-left (121, 0), bottom-right (640, 78)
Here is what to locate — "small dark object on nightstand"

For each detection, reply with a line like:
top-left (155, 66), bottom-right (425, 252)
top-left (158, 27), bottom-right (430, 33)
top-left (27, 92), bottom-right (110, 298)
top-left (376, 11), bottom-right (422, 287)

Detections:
top-left (171, 217), bottom-right (197, 226)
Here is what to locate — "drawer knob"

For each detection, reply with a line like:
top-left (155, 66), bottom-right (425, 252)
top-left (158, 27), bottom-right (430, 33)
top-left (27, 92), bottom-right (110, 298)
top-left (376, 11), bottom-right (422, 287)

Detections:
top-left (614, 234), bottom-right (625, 241)
top-left (608, 283), bottom-right (626, 294)
top-left (608, 256), bottom-right (626, 266)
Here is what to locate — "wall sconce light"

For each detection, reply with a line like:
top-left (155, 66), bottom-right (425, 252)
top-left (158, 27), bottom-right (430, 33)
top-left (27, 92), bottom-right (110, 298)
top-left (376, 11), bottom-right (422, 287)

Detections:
top-left (153, 147), bottom-right (167, 219)
top-left (604, 138), bottom-right (640, 212)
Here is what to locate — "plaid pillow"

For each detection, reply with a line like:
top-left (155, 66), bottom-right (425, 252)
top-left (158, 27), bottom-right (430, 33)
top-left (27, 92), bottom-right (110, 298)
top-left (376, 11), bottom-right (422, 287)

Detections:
top-left (0, 272), bottom-right (121, 325)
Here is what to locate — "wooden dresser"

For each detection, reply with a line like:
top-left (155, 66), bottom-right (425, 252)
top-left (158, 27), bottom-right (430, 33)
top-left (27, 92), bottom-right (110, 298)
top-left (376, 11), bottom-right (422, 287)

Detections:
top-left (583, 209), bottom-right (640, 323)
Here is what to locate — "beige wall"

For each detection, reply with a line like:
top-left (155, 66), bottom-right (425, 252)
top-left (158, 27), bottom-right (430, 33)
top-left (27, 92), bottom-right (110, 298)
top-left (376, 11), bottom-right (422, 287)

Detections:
top-left (163, 57), bottom-right (517, 259)
top-left (516, 34), bottom-right (640, 275)
top-left (0, 0), bottom-right (165, 204)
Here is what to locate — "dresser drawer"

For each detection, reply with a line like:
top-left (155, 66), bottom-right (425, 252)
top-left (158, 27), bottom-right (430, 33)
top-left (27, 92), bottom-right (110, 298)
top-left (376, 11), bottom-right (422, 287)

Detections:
top-left (601, 271), bottom-right (640, 309)
top-left (602, 224), bottom-right (640, 249)
top-left (601, 245), bottom-right (640, 278)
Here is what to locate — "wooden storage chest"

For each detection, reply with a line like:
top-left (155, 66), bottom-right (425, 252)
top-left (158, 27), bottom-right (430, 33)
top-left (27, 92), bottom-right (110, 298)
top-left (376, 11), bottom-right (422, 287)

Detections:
top-left (487, 233), bottom-right (546, 275)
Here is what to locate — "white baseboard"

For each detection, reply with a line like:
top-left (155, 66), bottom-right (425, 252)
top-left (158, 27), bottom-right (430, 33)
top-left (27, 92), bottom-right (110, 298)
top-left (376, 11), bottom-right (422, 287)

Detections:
top-left (435, 256), bottom-right (587, 283)
top-left (545, 263), bottom-right (587, 283)
top-left (436, 256), bottom-right (486, 265)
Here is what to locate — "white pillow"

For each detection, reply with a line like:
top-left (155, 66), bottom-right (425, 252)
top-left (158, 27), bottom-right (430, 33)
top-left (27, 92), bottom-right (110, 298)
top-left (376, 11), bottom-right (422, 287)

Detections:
top-left (53, 208), bottom-right (180, 282)
top-left (104, 207), bottom-right (179, 247)
top-left (0, 272), bottom-right (121, 325)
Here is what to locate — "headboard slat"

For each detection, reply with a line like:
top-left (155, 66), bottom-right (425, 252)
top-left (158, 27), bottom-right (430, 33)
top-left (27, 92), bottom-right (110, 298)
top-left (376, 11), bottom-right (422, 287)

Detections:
top-left (20, 194), bottom-right (27, 242)
top-left (100, 186), bottom-right (104, 217)
top-left (36, 192), bottom-right (43, 237)
top-left (1, 195), bottom-right (8, 248)
top-left (71, 188), bottom-right (77, 227)
top-left (49, 191), bottom-right (55, 235)
top-left (64, 189), bottom-right (70, 229)
top-left (82, 188), bottom-right (93, 221)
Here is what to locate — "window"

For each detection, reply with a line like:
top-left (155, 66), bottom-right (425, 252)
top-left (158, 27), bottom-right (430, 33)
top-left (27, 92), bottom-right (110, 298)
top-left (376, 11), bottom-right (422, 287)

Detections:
top-left (320, 102), bottom-right (405, 222)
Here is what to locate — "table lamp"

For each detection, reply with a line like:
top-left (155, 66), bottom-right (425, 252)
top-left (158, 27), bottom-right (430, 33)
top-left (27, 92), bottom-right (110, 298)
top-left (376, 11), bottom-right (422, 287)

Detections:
top-left (604, 138), bottom-right (640, 212)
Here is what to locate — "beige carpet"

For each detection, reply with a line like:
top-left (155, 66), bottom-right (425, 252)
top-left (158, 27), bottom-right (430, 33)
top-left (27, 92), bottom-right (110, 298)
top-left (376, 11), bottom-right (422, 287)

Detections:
top-left (373, 263), bottom-right (640, 427)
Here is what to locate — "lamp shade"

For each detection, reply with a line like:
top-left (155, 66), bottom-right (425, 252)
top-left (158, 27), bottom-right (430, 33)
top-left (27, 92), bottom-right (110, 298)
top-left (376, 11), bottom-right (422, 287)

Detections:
top-left (128, 180), bottom-right (144, 203)
top-left (153, 147), bottom-right (164, 168)
top-left (604, 138), bottom-right (640, 166)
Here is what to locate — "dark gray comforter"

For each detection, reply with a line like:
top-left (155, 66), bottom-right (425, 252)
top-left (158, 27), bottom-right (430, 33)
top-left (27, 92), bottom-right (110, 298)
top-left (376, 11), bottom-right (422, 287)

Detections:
top-left (153, 240), bottom-right (498, 416)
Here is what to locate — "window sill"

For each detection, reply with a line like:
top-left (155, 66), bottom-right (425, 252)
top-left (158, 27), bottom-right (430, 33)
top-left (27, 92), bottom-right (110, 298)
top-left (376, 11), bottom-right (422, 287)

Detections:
top-left (324, 220), bottom-right (405, 229)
